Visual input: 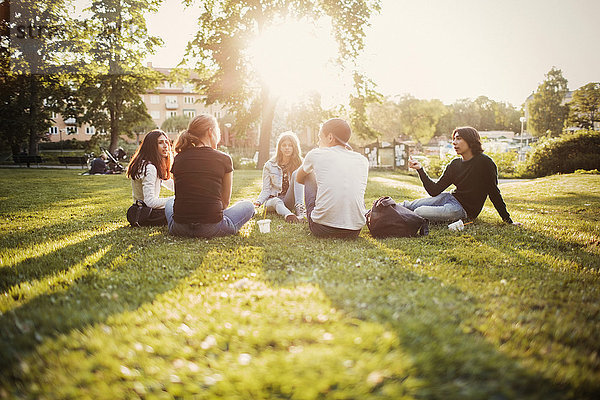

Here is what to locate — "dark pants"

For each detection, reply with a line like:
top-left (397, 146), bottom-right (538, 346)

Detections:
top-left (304, 173), bottom-right (361, 239)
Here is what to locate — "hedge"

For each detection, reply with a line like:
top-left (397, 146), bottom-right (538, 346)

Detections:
top-left (522, 130), bottom-right (600, 177)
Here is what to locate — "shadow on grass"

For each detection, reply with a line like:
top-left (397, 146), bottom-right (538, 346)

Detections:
top-left (0, 229), bottom-right (242, 380)
top-left (0, 223), bottom-right (132, 292)
top-left (363, 224), bottom-right (599, 398)
top-left (2, 169), bottom-right (598, 398)
top-left (0, 172), bottom-right (129, 215)
top-left (257, 227), bottom-right (597, 399)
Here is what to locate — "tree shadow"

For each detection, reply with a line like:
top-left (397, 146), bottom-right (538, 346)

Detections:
top-left (257, 230), bottom-right (596, 399)
top-left (0, 234), bottom-right (252, 384)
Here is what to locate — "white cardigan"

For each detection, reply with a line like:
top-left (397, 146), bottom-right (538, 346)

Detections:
top-left (131, 163), bottom-right (174, 209)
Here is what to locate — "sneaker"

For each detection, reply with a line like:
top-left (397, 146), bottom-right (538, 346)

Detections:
top-left (295, 203), bottom-right (307, 221)
top-left (285, 214), bottom-right (299, 223)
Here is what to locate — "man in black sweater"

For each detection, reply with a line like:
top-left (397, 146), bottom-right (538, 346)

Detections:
top-left (403, 126), bottom-right (515, 224)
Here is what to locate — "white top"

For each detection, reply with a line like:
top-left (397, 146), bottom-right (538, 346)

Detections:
top-left (302, 146), bottom-right (369, 230)
top-left (131, 162), bottom-right (174, 209)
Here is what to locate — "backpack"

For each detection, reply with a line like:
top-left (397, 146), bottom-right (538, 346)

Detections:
top-left (126, 200), bottom-right (167, 227)
top-left (366, 196), bottom-right (429, 238)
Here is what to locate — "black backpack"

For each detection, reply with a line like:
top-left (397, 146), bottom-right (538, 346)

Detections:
top-left (126, 200), bottom-right (167, 227)
top-left (366, 196), bottom-right (429, 238)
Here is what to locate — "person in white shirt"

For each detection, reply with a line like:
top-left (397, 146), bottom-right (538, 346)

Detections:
top-left (296, 118), bottom-right (369, 238)
top-left (126, 130), bottom-right (174, 226)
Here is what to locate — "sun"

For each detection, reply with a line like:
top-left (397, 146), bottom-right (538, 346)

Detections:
top-left (248, 18), bottom-right (349, 105)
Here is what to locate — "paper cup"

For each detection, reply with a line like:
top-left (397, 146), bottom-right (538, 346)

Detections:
top-left (257, 219), bottom-right (271, 233)
top-left (448, 219), bottom-right (464, 231)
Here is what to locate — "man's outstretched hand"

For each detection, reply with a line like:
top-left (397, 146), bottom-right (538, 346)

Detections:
top-left (408, 156), bottom-right (422, 170)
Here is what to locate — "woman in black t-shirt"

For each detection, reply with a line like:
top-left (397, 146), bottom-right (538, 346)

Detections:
top-left (164, 114), bottom-right (255, 237)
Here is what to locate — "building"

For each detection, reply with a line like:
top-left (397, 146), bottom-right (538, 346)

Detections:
top-left (44, 64), bottom-right (242, 147)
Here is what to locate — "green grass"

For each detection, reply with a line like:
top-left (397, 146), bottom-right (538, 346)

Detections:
top-left (1, 168), bottom-right (599, 399)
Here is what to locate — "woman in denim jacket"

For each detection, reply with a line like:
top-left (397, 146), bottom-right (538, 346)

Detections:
top-left (254, 132), bottom-right (306, 223)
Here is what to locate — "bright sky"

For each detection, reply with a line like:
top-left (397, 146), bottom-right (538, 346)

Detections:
top-left (145, 0), bottom-right (600, 107)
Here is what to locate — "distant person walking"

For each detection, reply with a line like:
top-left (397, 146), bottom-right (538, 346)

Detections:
top-left (126, 130), bottom-right (174, 226)
top-left (296, 118), bottom-right (369, 238)
top-left (403, 126), bottom-right (516, 224)
top-left (254, 131), bottom-right (306, 223)
top-left (165, 114), bottom-right (254, 238)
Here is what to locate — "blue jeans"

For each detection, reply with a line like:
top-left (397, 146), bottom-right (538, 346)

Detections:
top-left (165, 198), bottom-right (255, 238)
top-left (401, 192), bottom-right (467, 223)
top-left (265, 169), bottom-right (304, 217)
top-left (304, 173), bottom-right (360, 239)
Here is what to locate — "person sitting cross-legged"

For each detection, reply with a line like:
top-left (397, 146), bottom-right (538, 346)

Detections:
top-left (254, 131), bottom-right (306, 223)
top-left (165, 114), bottom-right (255, 238)
top-left (296, 118), bottom-right (369, 238)
top-left (403, 126), bottom-right (516, 224)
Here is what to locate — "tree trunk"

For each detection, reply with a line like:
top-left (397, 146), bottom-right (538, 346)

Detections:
top-left (109, 107), bottom-right (120, 155)
top-left (257, 85), bottom-right (277, 169)
top-left (108, 76), bottom-right (121, 154)
top-left (28, 75), bottom-right (39, 156)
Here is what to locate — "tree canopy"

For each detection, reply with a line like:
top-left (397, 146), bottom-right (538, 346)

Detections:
top-left (161, 115), bottom-right (191, 133)
top-left (527, 67), bottom-right (569, 137)
top-left (0, 0), bottom-right (76, 155)
top-left (76, 0), bottom-right (163, 153)
top-left (567, 82), bottom-right (600, 131)
top-left (367, 95), bottom-right (521, 144)
top-left (185, 0), bottom-right (381, 167)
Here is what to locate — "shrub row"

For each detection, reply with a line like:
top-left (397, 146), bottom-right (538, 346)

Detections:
top-left (522, 130), bottom-right (600, 178)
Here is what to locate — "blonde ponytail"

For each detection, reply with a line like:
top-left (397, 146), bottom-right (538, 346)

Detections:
top-left (174, 114), bottom-right (219, 153)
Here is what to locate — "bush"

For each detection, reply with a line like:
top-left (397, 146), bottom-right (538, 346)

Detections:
top-left (426, 154), bottom-right (456, 177)
top-left (486, 151), bottom-right (518, 177)
top-left (231, 154), bottom-right (257, 170)
top-left (426, 152), bottom-right (518, 178)
top-left (39, 139), bottom-right (88, 151)
top-left (522, 130), bottom-right (600, 178)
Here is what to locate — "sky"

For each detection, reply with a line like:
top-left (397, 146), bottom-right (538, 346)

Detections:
top-left (144, 0), bottom-right (600, 107)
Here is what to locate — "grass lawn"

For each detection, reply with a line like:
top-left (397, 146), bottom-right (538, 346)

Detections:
top-left (1, 168), bottom-right (599, 399)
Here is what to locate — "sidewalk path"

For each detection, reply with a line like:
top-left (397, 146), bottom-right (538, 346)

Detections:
top-left (0, 164), bottom-right (87, 170)
top-left (498, 178), bottom-right (533, 185)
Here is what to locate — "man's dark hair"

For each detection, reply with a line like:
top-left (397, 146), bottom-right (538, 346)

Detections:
top-left (452, 126), bottom-right (484, 155)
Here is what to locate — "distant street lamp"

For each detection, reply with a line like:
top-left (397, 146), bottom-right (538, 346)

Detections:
top-left (59, 128), bottom-right (66, 154)
top-left (224, 123), bottom-right (232, 147)
top-left (519, 116), bottom-right (527, 161)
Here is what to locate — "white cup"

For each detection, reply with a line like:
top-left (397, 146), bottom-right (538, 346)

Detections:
top-left (448, 219), bottom-right (465, 231)
top-left (257, 219), bottom-right (271, 233)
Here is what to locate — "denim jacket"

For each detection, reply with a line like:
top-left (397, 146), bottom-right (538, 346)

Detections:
top-left (256, 159), bottom-right (284, 205)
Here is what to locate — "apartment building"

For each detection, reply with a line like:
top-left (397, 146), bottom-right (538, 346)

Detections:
top-left (45, 64), bottom-right (235, 145)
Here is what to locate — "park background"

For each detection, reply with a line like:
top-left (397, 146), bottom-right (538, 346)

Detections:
top-left (2, 0), bottom-right (600, 398)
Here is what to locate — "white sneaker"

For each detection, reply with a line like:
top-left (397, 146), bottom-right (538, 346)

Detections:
top-left (295, 203), bottom-right (307, 221)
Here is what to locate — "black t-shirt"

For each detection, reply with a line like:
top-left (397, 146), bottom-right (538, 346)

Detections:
top-left (172, 147), bottom-right (233, 223)
top-left (280, 164), bottom-right (290, 198)
top-left (417, 153), bottom-right (512, 222)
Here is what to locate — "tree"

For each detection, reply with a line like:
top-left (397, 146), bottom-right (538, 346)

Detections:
top-left (434, 97), bottom-right (521, 136)
top-left (161, 115), bottom-right (191, 133)
top-left (185, 0), bottom-right (381, 168)
top-left (449, 98), bottom-right (482, 130)
top-left (567, 82), bottom-right (600, 131)
top-left (396, 95), bottom-right (446, 144)
top-left (474, 96), bottom-right (496, 130)
top-left (527, 67), bottom-right (569, 137)
top-left (367, 96), bottom-right (403, 142)
top-left (493, 101), bottom-right (521, 133)
top-left (284, 92), bottom-right (326, 142)
top-left (77, 0), bottom-right (162, 153)
top-left (0, 0), bottom-right (77, 155)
